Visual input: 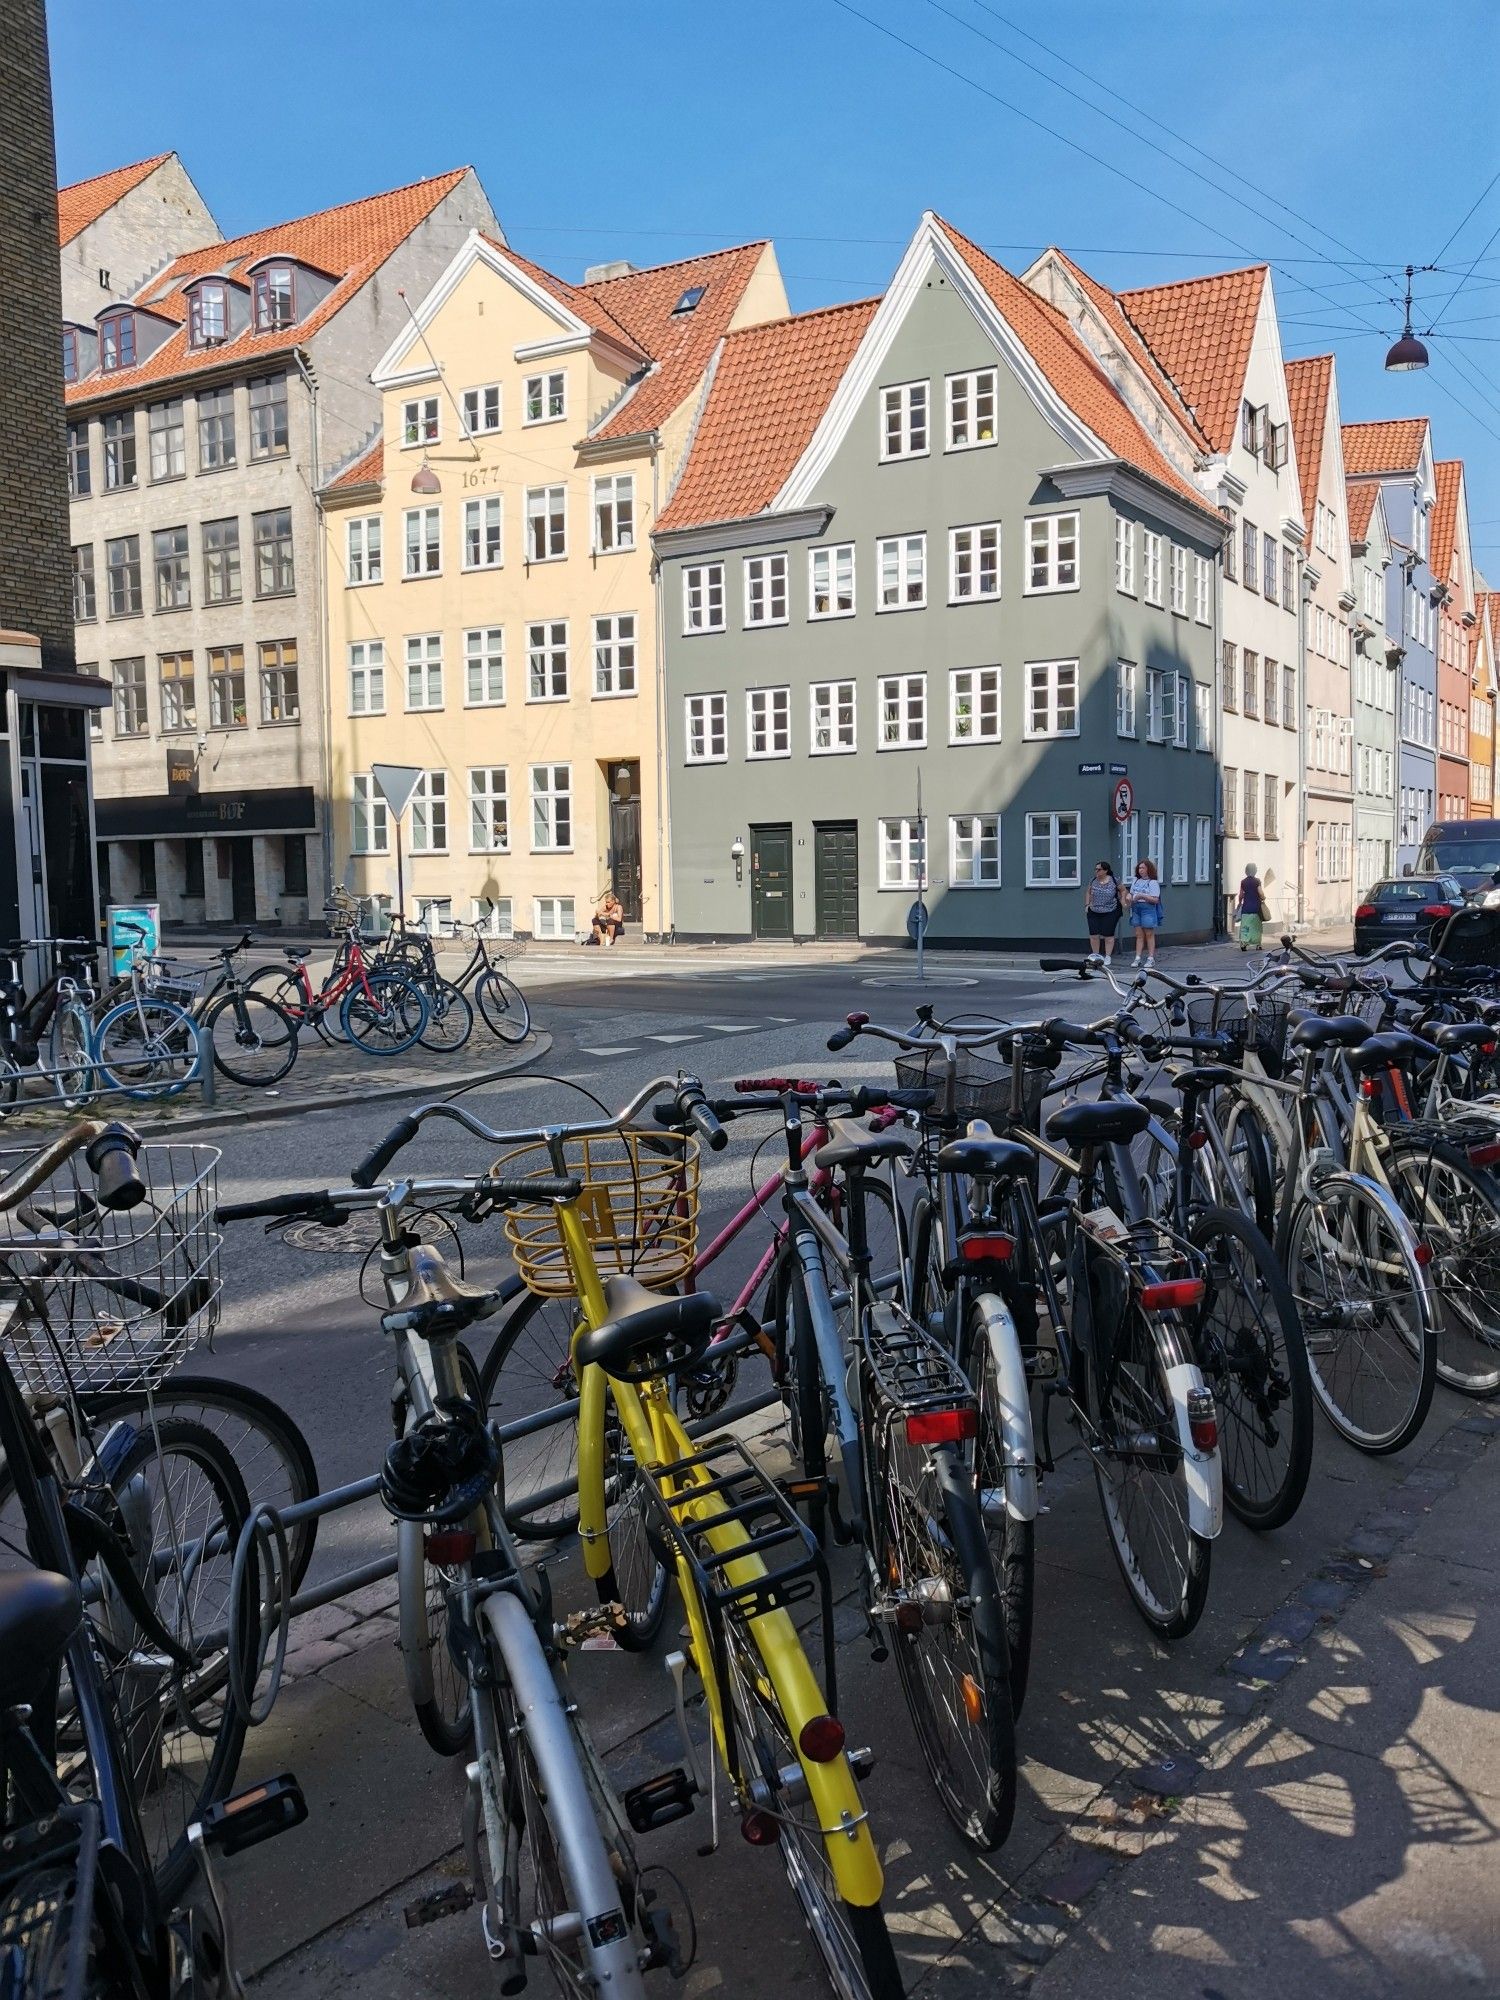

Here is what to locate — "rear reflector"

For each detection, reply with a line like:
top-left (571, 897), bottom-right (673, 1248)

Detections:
top-left (1468, 1139), bottom-right (1500, 1169)
top-left (958, 1232), bottom-right (1014, 1262)
top-left (1139, 1278), bottom-right (1205, 1312)
top-left (1186, 1386), bottom-right (1218, 1453)
top-left (740, 1808), bottom-right (779, 1846)
top-left (1187, 1128), bottom-right (1209, 1150)
top-left (1359, 1077), bottom-right (1379, 1099)
top-left (1414, 1241), bottom-right (1435, 1268)
top-left (905, 1407), bottom-right (978, 1446)
top-left (798, 1715), bottom-right (846, 1763)
top-left (960, 1674), bottom-right (984, 1726)
top-left (424, 1529), bottom-right (477, 1566)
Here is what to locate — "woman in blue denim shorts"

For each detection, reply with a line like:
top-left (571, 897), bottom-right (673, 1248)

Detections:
top-left (1125, 858), bottom-right (1162, 967)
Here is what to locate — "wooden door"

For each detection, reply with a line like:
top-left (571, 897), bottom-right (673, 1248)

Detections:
top-left (814, 822), bottom-right (859, 938)
top-left (750, 824), bottom-right (793, 939)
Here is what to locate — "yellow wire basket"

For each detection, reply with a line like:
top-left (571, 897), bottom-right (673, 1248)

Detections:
top-left (497, 1128), bottom-right (701, 1297)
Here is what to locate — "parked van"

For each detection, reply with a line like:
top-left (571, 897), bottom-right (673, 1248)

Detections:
top-left (1415, 820), bottom-right (1500, 904)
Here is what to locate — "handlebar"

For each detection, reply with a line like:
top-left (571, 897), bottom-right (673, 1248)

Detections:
top-left (217, 1170), bottom-right (583, 1228)
top-left (0, 1119), bottom-right (143, 1216)
top-left (826, 1010), bottom-right (1016, 1058)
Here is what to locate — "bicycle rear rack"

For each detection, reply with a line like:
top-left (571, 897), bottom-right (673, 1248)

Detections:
top-left (861, 1300), bottom-right (977, 1418)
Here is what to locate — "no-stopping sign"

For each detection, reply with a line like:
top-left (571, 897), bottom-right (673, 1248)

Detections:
top-left (1111, 777), bottom-right (1135, 824)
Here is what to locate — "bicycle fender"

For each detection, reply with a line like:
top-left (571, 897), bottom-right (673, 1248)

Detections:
top-left (1163, 1362), bottom-right (1223, 1540)
top-left (971, 1292), bottom-right (1037, 1523)
top-left (396, 1518), bottom-right (436, 1708)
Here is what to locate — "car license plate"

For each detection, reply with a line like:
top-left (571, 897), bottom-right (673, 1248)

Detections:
top-left (1383, 912), bottom-right (1418, 925)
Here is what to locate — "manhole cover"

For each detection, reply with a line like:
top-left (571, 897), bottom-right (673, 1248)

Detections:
top-left (283, 1210), bottom-right (457, 1255)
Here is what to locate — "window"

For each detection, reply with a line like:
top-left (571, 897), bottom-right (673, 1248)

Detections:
top-left (465, 627), bottom-right (504, 706)
top-left (949, 523), bottom-right (1000, 602)
top-left (683, 563), bottom-right (726, 633)
top-left (1263, 656), bottom-right (1278, 722)
top-left (946, 369), bottom-right (996, 449)
top-left (348, 640), bottom-right (385, 715)
top-left (198, 385), bottom-right (235, 469)
top-left (880, 380), bottom-right (928, 459)
top-left (520, 485), bottom-right (564, 563)
top-left (1170, 814), bottom-right (1189, 884)
top-left (346, 514), bottom-right (382, 585)
top-left (1146, 812), bottom-right (1165, 876)
top-left (592, 473), bottom-right (634, 553)
top-left (409, 771), bottom-right (448, 853)
top-left (1026, 811), bottom-right (1080, 887)
top-left (351, 775), bottom-right (389, 855)
top-left (1222, 767), bottom-right (1238, 838)
top-left (1242, 769), bottom-right (1259, 840)
top-left (951, 813), bottom-right (1001, 887)
top-left (879, 817), bottom-right (926, 890)
top-left (463, 496), bottom-right (503, 569)
top-left (747, 686), bottom-right (791, 758)
top-left (1282, 663), bottom-right (1296, 728)
top-left (527, 621), bottom-right (568, 700)
top-left (1170, 543), bottom-right (1188, 615)
top-left (533, 897), bottom-right (576, 940)
top-left (259, 639), bottom-right (298, 723)
top-left (951, 666), bottom-right (1000, 743)
top-left (469, 768), bottom-right (508, 851)
top-left (103, 413), bottom-right (136, 489)
top-left (201, 518), bottom-right (240, 604)
top-left (531, 764), bottom-right (572, 850)
top-left (1146, 668), bottom-right (1176, 743)
top-left (1115, 517), bottom-right (1136, 595)
top-left (208, 646), bottom-right (246, 728)
top-left (403, 506), bottom-right (441, 578)
top-left (413, 896), bottom-right (452, 936)
top-left (811, 680), bottom-right (856, 754)
top-left (153, 526), bottom-right (190, 610)
top-left (594, 614), bottom-right (637, 696)
top-left (61, 327), bottom-right (78, 381)
top-left (1194, 553), bottom-right (1211, 623)
top-left (248, 375), bottom-right (289, 458)
top-left (159, 653), bottom-right (194, 732)
top-left (472, 897), bottom-right (513, 939)
top-left (1026, 513), bottom-right (1079, 592)
top-left (1026, 659), bottom-right (1078, 738)
top-left (1194, 816), bottom-right (1212, 883)
top-left (253, 508), bottom-right (294, 595)
top-left (105, 535), bottom-right (141, 616)
top-left (1116, 658), bottom-right (1138, 737)
top-left (1223, 508), bottom-right (1237, 582)
top-left (524, 372), bottom-right (566, 424)
top-left (405, 634), bottom-right (443, 710)
top-left (402, 396), bottom-right (439, 448)
top-left (1241, 398), bottom-right (1261, 456)
top-left (1263, 535), bottom-right (1278, 600)
top-left (1175, 673), bottom-right (1191, 748)
top-left (189, 282), bottom-right (227, 346)
top-left (744, 553), bottom-right (789, 626)
top-left (809, 543), bottom-right (854, 618)
top-left (1282, 547), bottom-right (1296, 612)
top-left (112, 657), bottom-right (146, 735)
top-left (1142, 530), bottom-right (1163, 605)
top-left (253, 265), bottom-right (295, 332)
top-left (877, 533), bottom-right (926, 609)
top-left (462, 384), bottom-right (501, 436)
top-left (67, 422), bottom-right (90, 498)
top-left (686, 692), bottom-right (727, 763)
top-left (878, 673), bottom-right (926, 749)
top-left (1221, 641), bottom-right (1238, 711)
top-left (1243, 649), bottom-right (1259, 718)
top-left (1263, 773), bottom-right (1279, 841)
top-left (148, 399), bottom-right (185, 480)
top-left (1195, 679), bottom-right (1212, 750)
top-left (71, 545), bottom-right (96, 622)
top-left (99, 312), bottom-right (135, 371)
top-left (1242, 518), bottom-right (1257, 587)
top-left (673, 285), bottom-right (705, 314)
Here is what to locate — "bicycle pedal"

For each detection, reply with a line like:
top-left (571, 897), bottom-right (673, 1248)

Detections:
top-left (553, 1603), bottom-right (627, 1652)
top-left (404, 1880), bottom-right (475, 1928)
top-left (623, 1768), bottom-right (698, 1833)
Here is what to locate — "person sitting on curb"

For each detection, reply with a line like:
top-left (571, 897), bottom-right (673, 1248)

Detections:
top-left (586, 891), bottom-right (625, 947)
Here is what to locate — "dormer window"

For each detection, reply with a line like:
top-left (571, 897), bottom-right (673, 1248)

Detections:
top-left (62, 329), bottom-right (78, 382)
top-left (190, 282), bottom-right (228, 346)
top-left (99, 312), bottom-right (136, 372)
top-left (672, 285), bottom-right (706, 315)
top-left (253, 265), bottom-right (296, 333)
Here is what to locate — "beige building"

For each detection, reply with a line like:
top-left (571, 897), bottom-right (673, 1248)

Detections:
top-left (58, 152), bottom-right (218, 335)
top-left (321, 230), bottom-right (786, 940)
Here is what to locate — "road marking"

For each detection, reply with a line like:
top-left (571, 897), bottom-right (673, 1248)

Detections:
top-left (646, 1032), bottom-right (702, 1043)
top-left (703, 1024), bottom-right (757, 1033)
top-left (769, 1015), bottom-right (797, 1023)
top-left (861, 975), bottom-right (979, 988)
top-left (579, 1044), bottom-right (638, 1056)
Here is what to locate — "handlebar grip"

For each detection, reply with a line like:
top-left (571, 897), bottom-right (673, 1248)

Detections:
top-left (888, 1086), bottom-right (936, 1111)
top-left (86, 1124), bottom-right (145, 1213)
top-left (216, 1190), bottom-right (337, 1223)
top-left (1038, 957), bottom-right (1094, 976)
top-left (826, 1026), bottom-right (857, 1052)
top-left (476, 1174), bottom-right (582, 1203)
top-left (351, 1114), bottom-right (421, 1187)
top-left (690, 1099), bottom-right (728, 1153)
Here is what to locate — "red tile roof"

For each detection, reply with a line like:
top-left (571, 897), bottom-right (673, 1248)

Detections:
top-left (66, 169), bottom-right (471, 406)
top-left (1042, 248), bottom-right (1212, 454)
top-left (326, 437), bottom-right (383, 494)
top-left (1431, 458), bottom-right (1464, 582)
top-left (1284, 354), bottom-right (1333, 531)
top-left (1341, 418), bottom-right (1428, 478)
top-left (1116, 266), bottom-right (1268, 453)
top-left (480, 236), bottom-right (648, 361)
top-left (657, 298), bottom-right (879, 530)
top-left (57, 153), bottom-right (172, 246)
top-left (1345, 477), bottom-right (1379, 544)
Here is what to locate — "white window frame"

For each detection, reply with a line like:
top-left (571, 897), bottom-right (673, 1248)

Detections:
top-left (526, 621), bottom-right (569, 702)
top-left (464, 626), bottom-right (505, 707)
top-left (468, 767), bottom-right (509, 853)
top-left (530, 763), bottom-right (573, 852)
top-left (949, 665), bottom-right (1001, 744)
top-left (949, 522), bottom-right (1000, 603)
top-left (685, 691), bottom-right (727, 764)
top-left (946, 368), bottom-right (997, 451)
top-left (1116, 659), bottom-right (1137, 739)
top-left (1025, 811), bottom-right (1081, 888)
top-left (878, 816), bottom-right (927, 890)
top-left (1114, 516), bottom-right (1136, 596)
top-left (683, 563), bottom-right (726, 634)
top-left (462, 495), bottom-right (503, 571)
top-left (810, 680), bottom-right (856, 755)
top-left (404, 633), bottom-right (443, 711)
top-left (1146, 667), bottom-right (1175, 744)
top-left (950, 812), bottom-right (1001, 887)
top-left (471, 896), bottom-right (513, 939)
top-left (744, 552), bottom-right (789, 628)
top-left (401, 395), bottom-right (439, 448)
top-left (525, 485), bottom-right (566, 563)
top-left (1146, 811), bottom-right (1166, 876)
top-left (876, 533), bottom-right (926, 611)
top-left (1174, 673), bottom-right (1191, 749)
top-left (348, 639), bottom-right (384, 716)
top-left (1025, 659), bottom-right (1079, 739)
top-left (346, 514), bottom-right (382, 586)
top-left (877, 673), bottom-right (926, 750)
top-left (1195, 679), bottom-right (1212, 750)
top-left (1170, 543), bottom-right (1188, 616)
top-left (591, 473), bottom-right (635, 554)
top-left (351, 773), bottom-right (389, 855)
top-left (879, 380), bottom-right (928, 461)
top-left (808, 543), bottom-right (855, 619)
top-left (523, 371), bottom-right (567, 426)
top-left (1025, 512), bottom-right (1080, 594)
top-left (403, 505), bottom-right (441, 578)
top-left (409, 770), bottom-right (448, 854)
top-left (532, 896), bottom-right (577, 941)
top-left (461, 384), bottom-right (501, 436)
top-left (1194, 816), bottom-right (1212, 883)
top-left (593, 614), bottom-right (637, 698)
top-left (1170, 813), bottom-right (1189, 884)
top-left (746, 686), bottom-right (791, 760)
top-left (1192, 553), bottom-right (1211, 625)
top-left (1142, 530), bottom-right (1163, 606)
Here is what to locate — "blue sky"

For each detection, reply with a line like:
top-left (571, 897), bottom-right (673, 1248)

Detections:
top-left (52, 0), bottom-right (1500, 565)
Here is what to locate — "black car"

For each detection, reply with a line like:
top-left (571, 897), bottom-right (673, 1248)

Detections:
top-left (1352, 875), bottom-right (1466, 956)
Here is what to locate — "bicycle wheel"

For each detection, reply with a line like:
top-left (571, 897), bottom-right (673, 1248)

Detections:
top-left (479, 1286), bottom-right (591, 1540)
top-left (1220, 1092), bottom-right (1279, 1237)
top-left (724, 1624), bottom-right (903, 2000)
top-left (416, 976), bottom-right (474, 1055)
top-left (593, 1377), bottom-right (669, 1652)
top-left (776, 1252), bottom-right (832, 1546)
top-left (1188, 1206), bottom-right (1313, 1530)
top-left (247, 966), bottom-right (339, 1047)
top-left (91, 998), bottom-right (197, 1099)
top-left (1285, 1176), bottom-right (1436, 1453)
top-left (1382, 1134), bottom-right (1500, 1398)
top-left (870, 1398), bottom-right (1016, 1850)
top-left (395, 1345), bottom-right (482, 1755)
top-left (960, 1301), bottom-right (1035, 1718)
top-left (340, 973), bottom-right (428, 1055)
top-left (48, 1002), bottom-right (92, 1107)
top-left (202, 990), bottom-right (299, 1087)
top-left (907, 1192), bottom-right (949, 1342)
top-left (476, 969), bottom-right (532, 1045)
top-left (844, 1171), bottom-right (903, 1304)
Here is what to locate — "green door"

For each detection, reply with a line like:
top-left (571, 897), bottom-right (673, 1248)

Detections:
top-left (814, 822), bottom-right (859, 938)
top-left (750, 824), bottom-right (794, 939)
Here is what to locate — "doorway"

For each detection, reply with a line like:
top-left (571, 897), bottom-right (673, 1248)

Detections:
top-left (230, 840), bottom-right (256, 922)
top-left (607, 762), bottom-right (642, 922)
top-left (814, 822), bottom-right (859, 939)
top-left (750, 824), bottom-right (794, 939)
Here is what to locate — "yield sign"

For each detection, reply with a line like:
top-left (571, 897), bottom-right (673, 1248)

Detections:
top-left (371, 763), bottom-right (423, 819)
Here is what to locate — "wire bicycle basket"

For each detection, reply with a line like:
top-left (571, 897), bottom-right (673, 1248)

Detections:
top-left (144, 957), bottom-right (211, 1012)
top-left (498, 1129), bottom-right (700, 1296)
top-left (0, 1142), bottom-right (222, 1396)
top-left (894, 1046), bottom-right (1050, 1127)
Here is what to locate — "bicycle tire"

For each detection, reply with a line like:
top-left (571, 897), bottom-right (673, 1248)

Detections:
top-left (0, 1053), bottom-right (19, 1110)
top-left (340, 973), bottom-right (428, 1055)
top-left (907, 1192), bottom-right (949, 1343)
top-left (1219, 1091), bottom-right (1279, 1237)
top-left (1382, 1132), bottom-right (1500, 1398)
top-left (1188, 1205), bottom-right (1313, 1530)
top-left (1285, 1174), bottom-right (1437, 1454)
top-left (394, 1344), bottom-right (482, 1754)
top-left (478, 1285), bottom-right (590, 1540)
top-left (48, 1001), bottom-right (92, 1107)
top-left (202, 990), bottom-right (299, 1088)
top-left (959, 1300), bottom-right (1035, 1718)
top-left (415, 976), bottom-right (474, 1055)
top-left (246, 965), bottom-right (340, 1048)
top-left (777, 1249), bottom-right (832, 1546)
top-left (591, 1375), bottom-right (669, 1653)
top-left (475, 969), bottom-right (531, 1045)
top-left (91, 998), bottom-right (197, 1100)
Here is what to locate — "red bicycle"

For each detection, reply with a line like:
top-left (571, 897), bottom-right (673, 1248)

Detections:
top-left (247, 924), bottom-right (429, 1056)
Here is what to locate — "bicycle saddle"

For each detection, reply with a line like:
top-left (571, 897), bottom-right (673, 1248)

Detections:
top-left (1171, 1063), bottom-right (1242, 1093)
top-left (935, 1123), bottom-right (1032, 1181)
top-left (0, 1570), bottom-right (81, 1704)
top-left (814, 1118), bottom-right (912, 1172)
top-left (573, 1275), bottom-right (719, 1384)
top-left (1346, 1031), bottom-right (1432, 1073)
top-left (281, 948), bottom-right (308, 963)
top-left (382, 1245), bottom-right (499, 1332)
top-left (1046, 1097), bottom-right (1150, 1147)
top-left (1290, 1014), bottom-right (1371, 1052)
top-left (1432, 1020), bottom-right (1495, 1053)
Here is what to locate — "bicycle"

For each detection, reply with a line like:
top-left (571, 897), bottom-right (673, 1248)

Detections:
top-left (351, 1079), bottom-right (906, 1998)
top-left (378, 914), bottom-right (532, 1048)
top-left (91, 925), bottom-right (200, 1100)
top-left (138, 934), bottom-right (300, 1089)
top-left (0, 938), bottom-right (101, 1110)
top-left (246, 920), bottom-right (428, 1056)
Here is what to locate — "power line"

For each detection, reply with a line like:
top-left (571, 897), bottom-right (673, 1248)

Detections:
top-left (1431, 166), bottom-right (1500, 264)
top-left (1428, 218), bottom-right (1500, 335)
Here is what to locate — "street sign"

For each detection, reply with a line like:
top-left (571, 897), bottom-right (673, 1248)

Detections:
top-left (1078, 761), bottom-right (1104, 776)
top-left (1112, 778), bottom-right (1135, 824)
top-left (371, 763), bottom-right (423, 819)
top-left (906, 899), bottom-right (930, 941)
top-left (1109, 762), bottom-right (1129, 776)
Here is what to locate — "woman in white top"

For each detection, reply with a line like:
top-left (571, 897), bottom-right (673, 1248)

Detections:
top-left (1124, 859), bottom-right (1162, 968)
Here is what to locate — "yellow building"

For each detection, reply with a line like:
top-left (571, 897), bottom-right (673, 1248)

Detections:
top-left (320, 229), bottom-right (786, 940)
